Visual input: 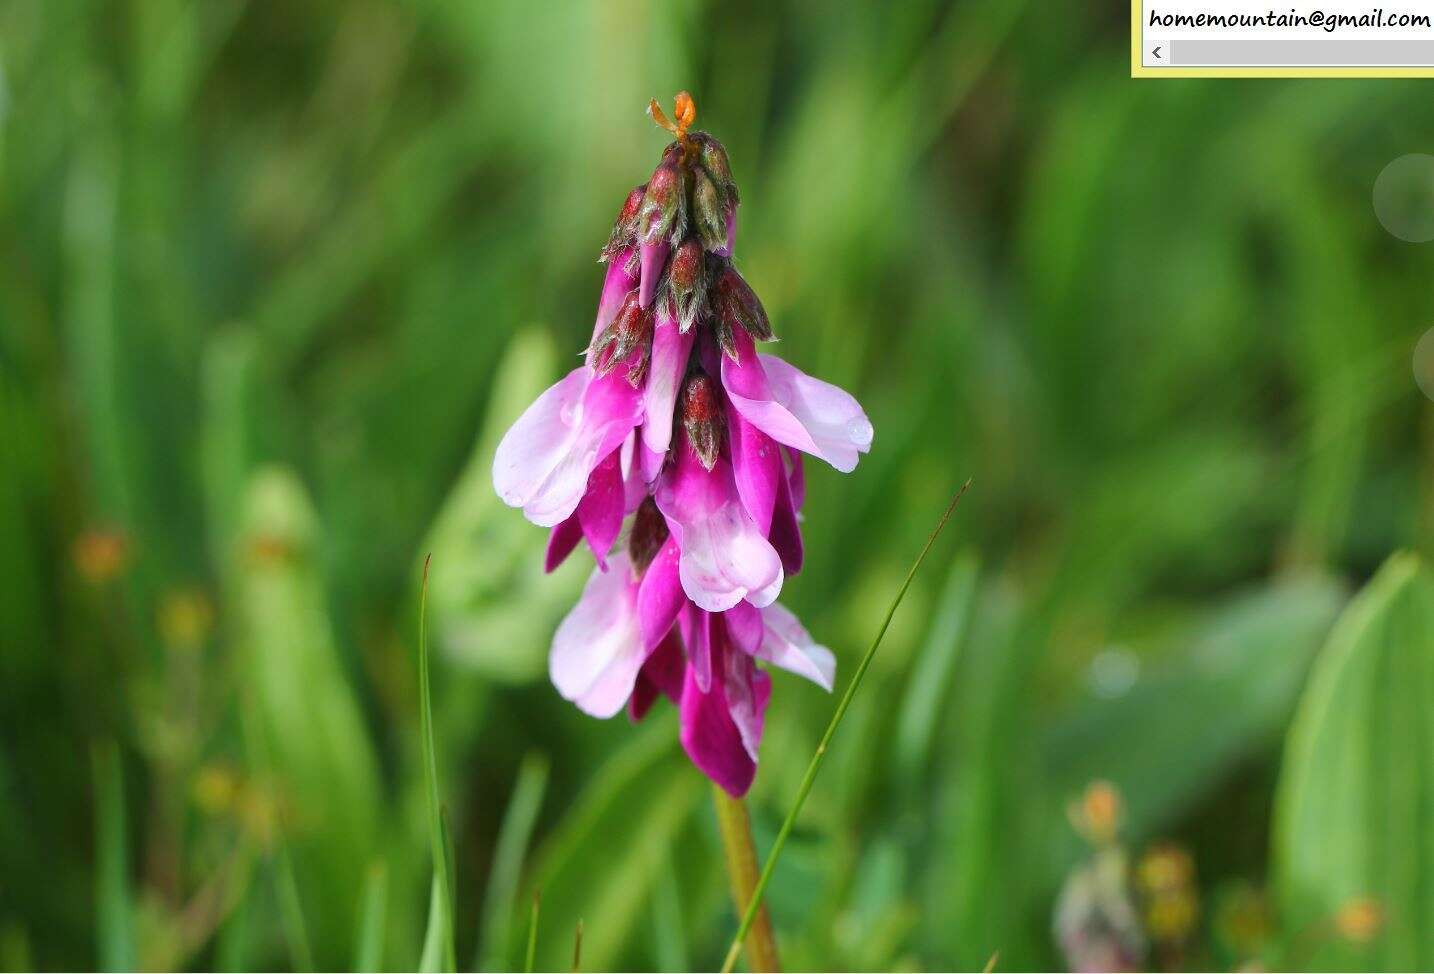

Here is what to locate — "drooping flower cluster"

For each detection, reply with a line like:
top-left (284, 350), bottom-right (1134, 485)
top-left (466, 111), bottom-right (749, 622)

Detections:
top-left (492, 92), bottom-right (872, 796)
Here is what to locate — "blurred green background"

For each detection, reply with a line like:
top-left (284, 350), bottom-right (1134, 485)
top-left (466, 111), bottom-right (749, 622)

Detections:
top-left (5, 0), bottom-right (1434, 970)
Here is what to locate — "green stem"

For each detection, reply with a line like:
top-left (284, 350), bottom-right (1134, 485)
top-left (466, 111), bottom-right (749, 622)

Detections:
top-left (719, 480), bottom-right (971, 974)
top-left (711, 785), bottom-right (780, 972)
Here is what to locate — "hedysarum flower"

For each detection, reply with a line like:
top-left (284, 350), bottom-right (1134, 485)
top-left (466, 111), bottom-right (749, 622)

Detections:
top-left (491, 91), bottom-right (871, 796)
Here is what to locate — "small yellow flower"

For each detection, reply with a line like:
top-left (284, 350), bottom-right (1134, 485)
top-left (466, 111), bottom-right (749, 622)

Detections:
top-left (1334, 898), bottom-right (1383, 943)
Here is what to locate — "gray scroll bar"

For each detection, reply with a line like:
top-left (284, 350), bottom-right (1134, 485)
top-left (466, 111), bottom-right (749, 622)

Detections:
top-left (1169, 38), bottom-right (1434, 66)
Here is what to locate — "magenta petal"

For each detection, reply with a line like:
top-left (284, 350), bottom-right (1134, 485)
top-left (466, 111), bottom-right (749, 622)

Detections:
top-left (642, 308), bottom-right (695, 457)
top-left (591, 248), bottom-right (638, 345)
top-left (654, 442), bottom-right (784, 613)
top-left (549, 554), bottom-right (648, 718)
top-left (726, 407), bottom-right (782, 534)
top-left (628, 629), bottom-right (685, 722)
top-left (545, 515), bottom-right (584, 573)
top-left (639, 240), bottom-right (670, 309)
top-left (575, 449), bottom-right (625, 569)
top-left (637, 536), bottom-right (684, 651)
top-left (768, 464), bottom-right (803, 575)
top-left (679, 604), bottom-right (713, 693)
top-left (680, 647), bottom-right (758, 797)
top-left (723, 600), bottom-right (763, 657)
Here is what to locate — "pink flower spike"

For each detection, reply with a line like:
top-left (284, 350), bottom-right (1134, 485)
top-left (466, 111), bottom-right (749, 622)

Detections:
top-left (492, 364), bottom-right (645, 528)
top-left (721, 329), bottom-right (873, 473)
top-left (636, 535), bottom-right (684, 652)
top-left (641, 307), bottom-right (695, 458)
top-left (726, 405), bottom-right (783, 534)
top-left (655, 440), bottom-right (784, 613)
top-left (549, 552), bottom-right (651, 718)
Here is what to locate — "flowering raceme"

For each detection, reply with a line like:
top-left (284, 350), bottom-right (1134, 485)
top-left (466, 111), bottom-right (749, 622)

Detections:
top-left (492, 92), bottom-right (872, 796)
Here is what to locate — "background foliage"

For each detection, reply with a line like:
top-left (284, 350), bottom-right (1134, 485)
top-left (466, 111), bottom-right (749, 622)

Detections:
top-left (4, 0), bottom-right (1434, 970)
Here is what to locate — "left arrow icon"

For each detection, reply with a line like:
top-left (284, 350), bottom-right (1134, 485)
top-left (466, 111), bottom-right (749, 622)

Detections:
top-left (1152, 45), bottom-right (1163, 59)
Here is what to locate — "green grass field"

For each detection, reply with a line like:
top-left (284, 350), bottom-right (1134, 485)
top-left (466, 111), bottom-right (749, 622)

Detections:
top-left (4, 1), bottom-right (1434, 970)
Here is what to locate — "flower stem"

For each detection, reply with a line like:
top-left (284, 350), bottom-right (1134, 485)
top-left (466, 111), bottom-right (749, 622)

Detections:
top-left (711, 785), bottom-right (781, 972)
top-left (719, 480), bottom-right (972, 974)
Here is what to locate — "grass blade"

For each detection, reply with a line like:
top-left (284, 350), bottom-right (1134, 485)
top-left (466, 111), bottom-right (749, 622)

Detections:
top-left (274, 843), bottom-right (314, 972)
top-left (418, 554), bottom-right (457, 972)
top-left (719, 480), bottom-right (971, 973)
top-left (93, 742), bottom-right (135, 972)
top-left (353, 862), bottom-right (388, 972)
top-left (477, 751), bottom-right (550, 971)
top-left (525, 892), bottom-right (540, 974)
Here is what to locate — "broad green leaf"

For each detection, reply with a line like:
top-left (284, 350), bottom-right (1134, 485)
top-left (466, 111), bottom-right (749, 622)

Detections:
top-left (233, 467), bottom-right (381, 961)
top-left (1048, 574), bottom-right (1346, 847)
top-left (1274, 552), bottom-right (1434, 969)
top-left (421, 328), bottom-right (586, 683)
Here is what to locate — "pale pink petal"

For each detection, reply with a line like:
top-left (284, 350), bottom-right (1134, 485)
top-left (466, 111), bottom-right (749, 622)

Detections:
top-left (720, 330), bottom-right (873, 473)
top-left (655, 443), bottom-right (783, 613)
top-left (755, 602), bottom-right (836, 691)
top-left (785, 447), bottom-right (806, 510)
top-left (549, 553), bottom-right (648, 718)
top-left (637, 536), bottom-right (684, 652)
top-left (642, 308), bottom-right (695, 458)
top-left (639, 240), bottom-right (669, 309)
top-left (619, 433), bottom-right (647, 512)
top-left (574, 449), bottom-right (625, 569)
top-left (493, 365), bottom-right (645, 528)
top-left (722, 600), bottom-right (763, 656)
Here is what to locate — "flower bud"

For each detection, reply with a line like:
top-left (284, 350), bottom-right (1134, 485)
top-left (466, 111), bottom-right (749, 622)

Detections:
top-left (713, 265), bottom-right (772, 344)
top-left (664, 238), bottom-right (706, 333)
top-left (638, 151), bottom-right (687, 246)
top-left (628, 497), bottom-right (669, 573)
top-left (692, 132), bottom-right (738, 205)
top-left (691, 168), bottom-right (727, 253)
top-left (681, 372), bottom-right (724, 470)
top-left (590, 289), bottom-right (654, 386)
top-left (600, 184), bottom-right (646, 263)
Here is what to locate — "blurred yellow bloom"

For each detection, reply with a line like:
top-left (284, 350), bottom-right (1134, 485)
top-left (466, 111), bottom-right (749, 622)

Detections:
top-left (157, 588), bottom-right (214, 650)
top-left (73, 529), bottom-right (128, 584)
top-left (1137, 843), bottom-right (1199, 944)
top-left (1334, 897), bottom-right (1383, 943)
top-left (1069, 780), bottom-right (1123, 846)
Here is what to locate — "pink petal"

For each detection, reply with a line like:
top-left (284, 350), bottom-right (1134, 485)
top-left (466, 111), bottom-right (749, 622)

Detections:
top-left (721, 644), bottom-right (771, 762)
top-left (641, 308), bottom-right (695, 458)
top-left (756, 602), bottom-right (835, 691)
top-left (636, 536), bottom-right (684, 652)
top-left (722, 600), bottom-right (764, 656)
top-left (679, 643), bottom-right (761, 797)
top-left (549, 553), bottom-right (648, 718)
top-left (654, 442), bottom-right (784, 613)
top-left (726, 406), bottom-right (782, 535)
top-left (720, 330), bottom-right (873, 474)
top-left (639, 240), bottom-right (669, 309)
top-left (493, 365), bottom-right (645, 528)
top-left (619, 432), bottom-right (648, 513)
top-left (590, 249), bottom-right (638, 346)
top-left (785, 447), bottom-right (806, 510)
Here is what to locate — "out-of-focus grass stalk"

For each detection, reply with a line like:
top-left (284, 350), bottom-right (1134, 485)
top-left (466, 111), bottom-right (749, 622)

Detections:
top-left (353, 862), bottom-right (388, 972)
top-left (525, 892), bottom-right (540, 973)
top-left (711, 786), bottom-right (780, 972)
top-left (93, 742), bottom-right (135, 973)
top-left (417, 555), bottom-right (457, 972)
top-left (477, 751), bottom-right (550, 971)
top-left (720, 480), bottom-right (972, 974)
top-left (274, 845), bottom-right (314, 972)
